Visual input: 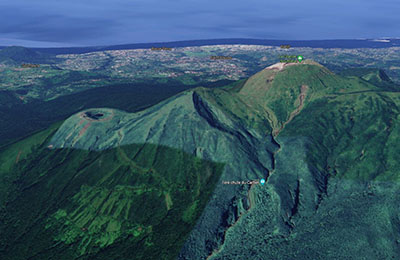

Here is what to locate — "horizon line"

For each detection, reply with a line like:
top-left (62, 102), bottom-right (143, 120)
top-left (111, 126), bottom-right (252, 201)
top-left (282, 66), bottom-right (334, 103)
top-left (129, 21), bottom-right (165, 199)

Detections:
top-left (1, 37), bottom-right (399, 49)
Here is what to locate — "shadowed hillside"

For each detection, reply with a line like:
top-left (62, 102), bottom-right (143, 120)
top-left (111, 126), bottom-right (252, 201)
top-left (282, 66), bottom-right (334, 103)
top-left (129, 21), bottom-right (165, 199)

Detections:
top-left (0, 123), bottom-right (223, 260)
top-left (0, 46), bottom-right (57, 64)
top-left (2, 61), bottom-right (400, 259)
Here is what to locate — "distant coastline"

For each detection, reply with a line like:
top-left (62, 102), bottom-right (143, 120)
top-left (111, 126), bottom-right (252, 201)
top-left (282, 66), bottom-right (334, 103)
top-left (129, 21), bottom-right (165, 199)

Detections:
top-left (1, 38), bottom-right (399, 55)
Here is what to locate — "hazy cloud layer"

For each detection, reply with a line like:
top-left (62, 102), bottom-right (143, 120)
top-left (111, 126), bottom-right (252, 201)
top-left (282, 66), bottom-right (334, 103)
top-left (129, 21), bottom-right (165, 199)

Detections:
top-left (0, 0), bottom-right (399, 46)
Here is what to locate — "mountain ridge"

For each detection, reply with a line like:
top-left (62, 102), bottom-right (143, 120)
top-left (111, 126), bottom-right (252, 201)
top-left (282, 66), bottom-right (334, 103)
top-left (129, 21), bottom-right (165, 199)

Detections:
top-left (46, 61), bottom-right (387, 258)
top-left (2, 61), bottom-right (400, 259)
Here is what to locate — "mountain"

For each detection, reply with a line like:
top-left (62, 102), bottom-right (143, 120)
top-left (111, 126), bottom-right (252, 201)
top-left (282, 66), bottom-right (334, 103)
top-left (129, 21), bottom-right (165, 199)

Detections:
top-left (0, 123), bottom-right (224, 260)
top-left (0, 46), bottom-right (57, 64)
top-left (339, 67), bottom-right (398, 89)
top-left (0, 81), bottom-right (198, 148)
top-left (1, 61), bottom-right (400, 259)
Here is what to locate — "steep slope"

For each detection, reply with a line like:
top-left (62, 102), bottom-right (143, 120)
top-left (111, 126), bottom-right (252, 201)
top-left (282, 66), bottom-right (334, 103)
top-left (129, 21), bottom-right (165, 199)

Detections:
top-left (0, 81), bottom-right (193, 148)
top-left (48, 90), bottom-right (280, 259)
top-left (198, 60), bottom-right (381, 136)
top-left (207, 71), bottom-right (400, 260)
top-left (49, 61), bottom-right (400, 259)
top-left (2, 61), bottom-right (400, 259)
top-left (0, 122), bottom-right (224, 260)
top-left (339, 67), bottom-right (397, 89)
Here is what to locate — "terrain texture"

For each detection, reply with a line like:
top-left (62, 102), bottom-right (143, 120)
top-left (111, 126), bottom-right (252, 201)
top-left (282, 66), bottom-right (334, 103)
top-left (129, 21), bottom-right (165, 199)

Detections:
top-left (1, 60), bottom-right (400, 259)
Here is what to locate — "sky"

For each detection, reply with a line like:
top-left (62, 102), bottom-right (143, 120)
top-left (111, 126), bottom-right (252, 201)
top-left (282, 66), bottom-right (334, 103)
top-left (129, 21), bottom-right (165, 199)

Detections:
top-left (0, 0), bottom-right (399, 47)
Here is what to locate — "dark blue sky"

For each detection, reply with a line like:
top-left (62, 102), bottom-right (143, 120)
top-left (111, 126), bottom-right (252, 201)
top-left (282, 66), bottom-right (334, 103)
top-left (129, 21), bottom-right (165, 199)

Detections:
top-left (1, 0), bottom-right (399, 47)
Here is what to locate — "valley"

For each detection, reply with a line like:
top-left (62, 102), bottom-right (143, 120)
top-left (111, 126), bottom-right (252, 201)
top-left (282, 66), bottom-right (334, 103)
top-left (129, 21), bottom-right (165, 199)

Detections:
top-left (1, 44), bottom-right (400, 259)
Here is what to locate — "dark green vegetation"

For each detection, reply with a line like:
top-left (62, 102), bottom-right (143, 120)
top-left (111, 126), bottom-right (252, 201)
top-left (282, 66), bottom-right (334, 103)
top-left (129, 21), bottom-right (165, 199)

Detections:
top-left (283, 90), bottom-right (400, 182)
top-left (197, 61), bottom-right (389, 136)
top-left (2, 59), bottom-right (400, 260)
top-left (191, 62), bottom-right (400, 260)
top-left (0, 123), bottom-right (223, 260)
top-left (339, 67), bottom-right (398, 90)
top-left (0, 46), bottom-right (57, 64)
top-left (142, 61), bottom-right (400, 259)
top-left (0, 79), bottom-right (235, 148)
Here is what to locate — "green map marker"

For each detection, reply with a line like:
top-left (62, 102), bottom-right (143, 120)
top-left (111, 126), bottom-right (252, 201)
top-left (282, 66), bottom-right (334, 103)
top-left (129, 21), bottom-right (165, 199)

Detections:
top-left (297, 55), bottom-right (304, 62)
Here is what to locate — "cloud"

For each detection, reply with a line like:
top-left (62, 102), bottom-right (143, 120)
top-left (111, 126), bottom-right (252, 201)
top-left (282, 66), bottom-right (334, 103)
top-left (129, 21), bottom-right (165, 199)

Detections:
top-left (0, 4), bottom-right (119, 45)
top-left (0, 0), bottom-right (399, 46)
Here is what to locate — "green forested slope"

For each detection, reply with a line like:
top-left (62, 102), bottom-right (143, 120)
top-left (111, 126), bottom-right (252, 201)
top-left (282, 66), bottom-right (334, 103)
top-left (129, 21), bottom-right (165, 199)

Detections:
top-left (2, 61), bottom-right (400, 260)
top-left (0, 124), bottom-right (223, 260)
top-left (203, 63), bottom-right (400, 260)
